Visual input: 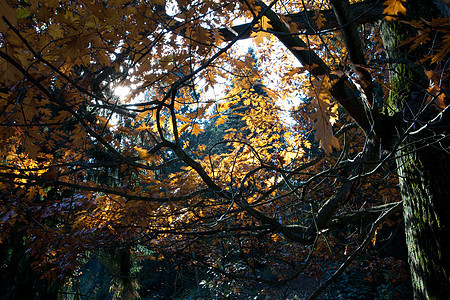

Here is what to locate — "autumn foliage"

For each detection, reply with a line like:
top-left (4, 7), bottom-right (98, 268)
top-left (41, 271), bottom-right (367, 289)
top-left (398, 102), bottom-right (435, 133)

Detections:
top-left (1, 0), bottom-right (449, 298)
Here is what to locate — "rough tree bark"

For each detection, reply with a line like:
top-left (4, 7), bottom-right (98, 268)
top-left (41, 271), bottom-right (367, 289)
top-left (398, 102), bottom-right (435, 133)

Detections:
top-left (380, 1), bottom-right (450, 298)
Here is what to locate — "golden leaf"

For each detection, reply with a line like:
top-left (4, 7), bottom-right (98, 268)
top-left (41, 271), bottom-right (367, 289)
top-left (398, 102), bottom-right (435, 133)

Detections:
top-left (179, 123), bottom-right (190, 134)
top-left (135, 146), bottom-right (150, 160)
top-left (191, 123), bottom-right (203, 136)
top-left (383, 0), bottom-right (407, 21)
top-left (215, 116), bottom-right (226, 126)
top-left (176, 114), bottom-right (192, 123)
top-left (251, 16), bottom-right (273, 46)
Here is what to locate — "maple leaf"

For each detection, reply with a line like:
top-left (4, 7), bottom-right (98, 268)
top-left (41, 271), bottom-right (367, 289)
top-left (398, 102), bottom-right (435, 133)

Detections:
top-left (47, 23), bottom-right (64, 39)
top-left (383, 0), bottom-right (407, 21)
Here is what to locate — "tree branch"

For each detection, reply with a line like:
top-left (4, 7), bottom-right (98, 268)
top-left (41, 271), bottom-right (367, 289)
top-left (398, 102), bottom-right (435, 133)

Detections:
top-left (218, 0), bottom-right (383, 41)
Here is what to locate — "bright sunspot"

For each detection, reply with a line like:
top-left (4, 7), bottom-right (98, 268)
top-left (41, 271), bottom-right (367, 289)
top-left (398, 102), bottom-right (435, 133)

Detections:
top-left (113, 86), bottom-right (131, 99)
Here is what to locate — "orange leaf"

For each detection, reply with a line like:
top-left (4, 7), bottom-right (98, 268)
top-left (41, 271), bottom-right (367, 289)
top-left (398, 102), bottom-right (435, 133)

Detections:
top-left (191, 123), bottom-right (203, 136)
top-left (135, 146), bottom-right (150, 160)
top-left (383, 0), bottom-right (407, 21)
top-left (310, 76), bottom-right (340, 155)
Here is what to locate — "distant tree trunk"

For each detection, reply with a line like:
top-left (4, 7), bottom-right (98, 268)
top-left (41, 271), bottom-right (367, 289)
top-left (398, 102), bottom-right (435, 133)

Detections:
top-left (105, 246), bottom-right (140, 300)
top-left (381, 1), bottom-right (450, 298)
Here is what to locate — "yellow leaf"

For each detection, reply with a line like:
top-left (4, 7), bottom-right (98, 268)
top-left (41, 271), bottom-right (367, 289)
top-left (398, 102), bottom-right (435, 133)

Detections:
top-left (383, 0), bottom-right (407, 21)
top-left (179, 123), bottom-right (189, 134)
top-left (215, 116), bottom-right (227, 127)
top-left (96, 116), bottom-right (112, 128)
top-left (304, 140), bottom-right (312, 149)
top-left (251, 31), bottom-right (270, 46)
top-left (251, 16), bottom-right (272, 46)
top-left (135, 146), bottom-right (150, 160)
top-left (259, 16), bottom-right (272, 31)
top-left (191, 123), bottom-right (203, 136)
top-left (176, 114), bottom-right (191, 123)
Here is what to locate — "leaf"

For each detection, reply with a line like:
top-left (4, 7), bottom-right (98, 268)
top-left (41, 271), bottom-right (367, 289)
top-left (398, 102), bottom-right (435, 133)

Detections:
top-left (383, 0), bottom-right (407, 21)
top-left (17, 8), bottom-right (31, 19)
top-left (251, 30), bottom-right (271, 46)
top-left (48, 23), bottom-right (65, 39)
top-left (425, 68), bottom-right (447, 110)
top-left (310, 76), bottom-right (340, 155)
top-left (215, 116), bottom-right (227, 126)
top-left (0, 0), bottom-right (17, 33)
top-left (314, 11), bottom-right (326, 30)
top-left (303, 140), bottom-right (312, 149)
top-left (179, 123), bottom-right (190, 134)
top-left (431, 33), bottom-right (450, 64)
top-left (372, 229), bottom-right (377, 246)
top-left (176, 114), bottom-right (192, 123)
top-left (259, 15), bottom-right (272, 31)
top-left (251, 16), bottom-right (272, 46)
top-left (0, 45), bottom-right (23, 86)
top-left (191, 123), bottom-right (203, 136)
top-left (96, 116), bottom-right (112, 128)
top-left (280, 15), bottom-right (299, 33)
top-left (135, 146), bottom-right (150, 160)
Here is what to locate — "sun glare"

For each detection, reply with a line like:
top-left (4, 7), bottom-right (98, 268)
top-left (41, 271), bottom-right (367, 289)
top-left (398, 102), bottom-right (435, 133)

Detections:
top-left (114, 86), bottom-right (131, 99)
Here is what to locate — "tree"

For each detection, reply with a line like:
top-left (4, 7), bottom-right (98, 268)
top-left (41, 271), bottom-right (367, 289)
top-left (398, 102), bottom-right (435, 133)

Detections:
top-left (0, 0), bottom-right (449, 299)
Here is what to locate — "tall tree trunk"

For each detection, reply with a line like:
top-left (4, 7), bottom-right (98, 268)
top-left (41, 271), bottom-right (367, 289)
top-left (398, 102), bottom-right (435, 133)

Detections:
top-left (104, 246), bottom-right (139, 300)
top-left (397, 136), bottom-right (450, 299)
top-left (381, 1), bottom-right (450, 298)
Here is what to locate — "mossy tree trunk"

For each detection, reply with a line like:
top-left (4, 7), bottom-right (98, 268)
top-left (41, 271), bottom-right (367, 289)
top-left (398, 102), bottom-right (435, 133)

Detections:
top-left (380, 1), bottom-right (450, 298)
top-left (397, 137), bottom-right (450, 299)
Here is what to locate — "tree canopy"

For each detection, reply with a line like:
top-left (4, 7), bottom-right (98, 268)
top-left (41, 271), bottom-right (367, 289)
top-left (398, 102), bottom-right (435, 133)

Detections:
top-left (1, 0), bottom-right (449, 299)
